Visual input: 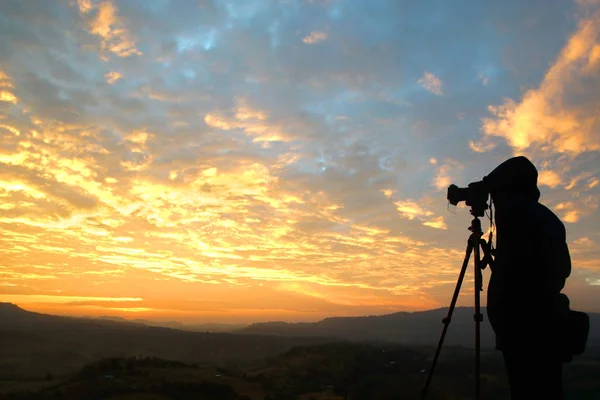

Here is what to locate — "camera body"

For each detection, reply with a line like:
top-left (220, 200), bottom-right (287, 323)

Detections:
top-left (447, 180), bottom-right (489, 217)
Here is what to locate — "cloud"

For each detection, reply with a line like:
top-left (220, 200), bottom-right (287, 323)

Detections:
top-left (0, 90), bottom-right (18, 104)
top-left (0, 0), bottom-right (599, 320)
top-left (552, 200), bottom-right (598, 223)
top-left (481, 4), bottom-right (600, 154)
top-left (572, 237), bottom-right (597, 250)
top-left (433, 167), bottom-right (452, 190)
top-left (394, 200), bottom-right (433, 220)
top-left (302, 31), bottom-right (328, 44)
top-left (381, 189), bottom-right (394, 198)
top-left (538, 170), bottom-right (562, 188)
top-left (77, 0), bottom-right (94, 14)
top-left (105, 71), bottom-right (123, 84)
top-left (563, 211), bottom-right (581, 223)
top-left (479, 73), bottom-right (489, 85)
top-left (203, 98), bottom-right (299, 142)
top-left (0, 294), bottom-right (143, 304)
top-left (432, 160), bottom-right (464, 191)
top-left (393, 199), bottom-right (446, 230)
top-left (468, 139), bottom-right (496, 153)
top-left (423, 216), bottom-right (447, 230)
top-left (418, 72), bottom-right (443, 96)
top-left (76, 0), bottom-right (141, 58)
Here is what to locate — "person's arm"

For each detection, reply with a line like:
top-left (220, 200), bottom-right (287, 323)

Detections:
top-left (538, 212), bottom-right (571, 315)
top-left (499, 200), bottom-right (541, 298)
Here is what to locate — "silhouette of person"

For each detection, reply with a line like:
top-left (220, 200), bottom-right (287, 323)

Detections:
top-left (483, 156), bottom-right (571, 400)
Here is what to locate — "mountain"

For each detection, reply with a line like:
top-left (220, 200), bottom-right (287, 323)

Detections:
top-left (0, 303), bottom-right (337, 379)
top-left (237, 307), bottom-right (494, 347)
top-left (3, 302), bottom-right (598, 381)
top-left (176, 322), bottom-right (248, 332)
top-left (237, 307), bottom-right (600, 349)
top-left (94, 315), bottom-right (246, 332)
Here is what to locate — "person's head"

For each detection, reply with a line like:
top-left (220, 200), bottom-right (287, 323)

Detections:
top-left (483, 156), bottom-right (541, 204)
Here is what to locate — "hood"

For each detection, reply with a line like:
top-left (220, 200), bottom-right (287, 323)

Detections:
top-left (483, 156), bottom-right (541, 201)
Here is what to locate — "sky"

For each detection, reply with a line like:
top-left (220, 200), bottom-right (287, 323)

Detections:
top-left (0, 0), bottom-right (599, 324)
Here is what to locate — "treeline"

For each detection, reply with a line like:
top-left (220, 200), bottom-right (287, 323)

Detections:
top-left (73, 356), bottom-right (190, 380)
top-left (0, 356), bottom-right (250, 400)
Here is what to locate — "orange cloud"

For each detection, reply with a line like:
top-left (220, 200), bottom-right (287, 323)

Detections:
top-left (481, 7), bottom-right (600, 154)
top-left (382, 189), bottom-right (395, 198)
top-left (538, 170), bottom-right (562, 188)
top-left (468, 139), bottom-right (496, 153)
top-left (0, 90), bottom-right (18, 104)
top-left (105, 71), bottom-right (123, 84)
top-left (0, 124), bottom-right (20, 136)
top-left (394, 199), bottom-right (446, 229)
top-left (394, 200), bottom-right (432, 220)
top-left (555, 201), bottom-right (581, 223)
top-left (432, 160), bottom-right (463, 191)
top-left (423, 216), bottom-right (447, 230)
top-left (204, 99), bottom-right (291, 142)
top-left (76, 0), bottom-right (141, 58)
top-left (0, 294), bottom-right (142, 304)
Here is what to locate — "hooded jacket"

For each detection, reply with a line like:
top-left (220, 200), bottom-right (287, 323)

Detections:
top-left (483, 157), bottom-right (571, 350)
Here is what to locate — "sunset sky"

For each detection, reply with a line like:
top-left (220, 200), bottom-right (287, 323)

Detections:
top-left (0, 0), bottom-right (599, 324)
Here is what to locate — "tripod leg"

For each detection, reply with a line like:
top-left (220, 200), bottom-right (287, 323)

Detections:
top-left (421, 239), bottom-right (474, 400)
top-left (474, 238), bottom-right (483, 400)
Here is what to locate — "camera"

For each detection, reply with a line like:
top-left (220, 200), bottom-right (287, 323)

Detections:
top-left (447, 180), bottom-right (489, 217)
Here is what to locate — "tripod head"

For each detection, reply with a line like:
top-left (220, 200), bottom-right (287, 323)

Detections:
top-left (468, 216), bottom-right (482, 234)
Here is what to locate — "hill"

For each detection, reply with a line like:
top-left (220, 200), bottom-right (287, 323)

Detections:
top-left (0, 303), bottom-right (338, 381)
top-left (3, 303), bottom-right (599, 382)
top-left (2, 303), bottom-right (600, 399)
top-left (237, 308), bottom-right (496, 347)
top-left (238, 307), bottom-right (600, 349)
top-left (93, 315), bottom-right (246, 332)
top-left (5, 344), bottom-right (600, 400)
top-left (0, 356), bottom-right (261, 400)
top-left (0, 346), bottom-right (513, 400)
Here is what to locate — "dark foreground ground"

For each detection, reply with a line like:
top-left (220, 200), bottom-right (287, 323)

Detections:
top-left (1, 343), bottom-right (599, 400)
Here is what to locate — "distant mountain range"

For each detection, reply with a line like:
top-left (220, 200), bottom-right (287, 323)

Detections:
top-left (92, 315), bottom-right (246, 332)
top-left (237, 307), bottom-right (498, 347)
top-left (5, 303), bottom-right (599, 348)
top-left (237, 307), bottom-right (600, 349)
top-left (2, 302), bottom-right (598, 379)
top-left (0, 302), bottom-right (335, 379)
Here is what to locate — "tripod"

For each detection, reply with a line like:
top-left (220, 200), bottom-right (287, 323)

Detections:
top-left (421, 216), bottom-right (494, 400)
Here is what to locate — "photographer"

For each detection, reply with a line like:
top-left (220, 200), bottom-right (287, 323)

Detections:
top-left (483, 156), bottom-right (571, 400)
